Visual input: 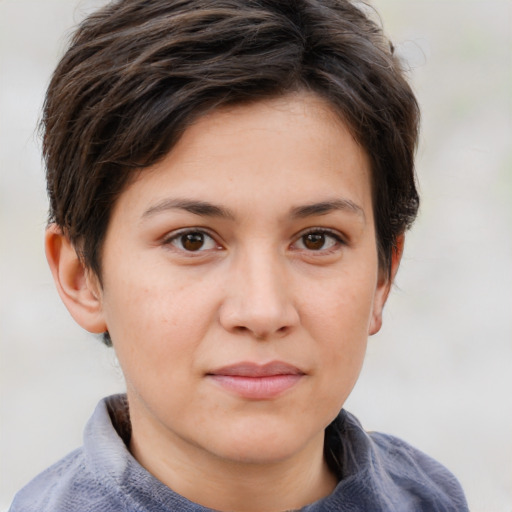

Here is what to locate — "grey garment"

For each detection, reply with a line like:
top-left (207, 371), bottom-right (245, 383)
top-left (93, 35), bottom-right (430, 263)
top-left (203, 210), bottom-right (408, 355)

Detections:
top-left (10, 394), bottom-right (468, 512)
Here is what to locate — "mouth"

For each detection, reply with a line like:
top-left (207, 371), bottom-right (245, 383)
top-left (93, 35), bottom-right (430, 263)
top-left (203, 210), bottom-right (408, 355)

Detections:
top-left (206, 361), bottom-right (305, 400)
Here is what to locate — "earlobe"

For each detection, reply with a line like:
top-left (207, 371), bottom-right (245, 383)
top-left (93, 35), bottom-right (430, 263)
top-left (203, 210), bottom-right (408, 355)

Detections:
top-left (45, 225), bottom-right (107, 334)
top-left (368, 234), bottom-right (405, 336)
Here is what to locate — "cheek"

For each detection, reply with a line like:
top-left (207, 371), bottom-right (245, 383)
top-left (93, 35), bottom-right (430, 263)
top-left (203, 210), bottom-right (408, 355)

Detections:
top-left (300, 272), bottom-right (375, 407)
top-left (104, 256), bottom-right (213, 334)
top-left (301, 269), bottom-right (377, 341)
top-left (105, 289), bottom-right (200, 417)
top-left (101, 269), bottom-right (217, 382)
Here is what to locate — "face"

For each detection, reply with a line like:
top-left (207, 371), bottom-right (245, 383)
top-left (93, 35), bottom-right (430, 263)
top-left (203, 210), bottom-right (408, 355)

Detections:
top-left (95, 94), bottom-right (391, 467)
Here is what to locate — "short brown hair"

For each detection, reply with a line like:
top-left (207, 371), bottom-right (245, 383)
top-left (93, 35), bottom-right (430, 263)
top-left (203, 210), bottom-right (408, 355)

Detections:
top-left (43, 0), bottom-right (419, 279)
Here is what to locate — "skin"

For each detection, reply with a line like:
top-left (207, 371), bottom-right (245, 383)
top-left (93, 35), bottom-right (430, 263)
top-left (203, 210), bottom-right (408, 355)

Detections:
top-left (46, 93), bottom-right (403, 512)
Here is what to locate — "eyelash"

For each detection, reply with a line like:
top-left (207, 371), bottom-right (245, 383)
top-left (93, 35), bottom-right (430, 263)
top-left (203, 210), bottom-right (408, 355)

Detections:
top-left (161, 227), bottom-right (346, 254)
top-left (162, 228), bottom-right (221, 254)
top-left (292, 228), bottom-right (346, 253)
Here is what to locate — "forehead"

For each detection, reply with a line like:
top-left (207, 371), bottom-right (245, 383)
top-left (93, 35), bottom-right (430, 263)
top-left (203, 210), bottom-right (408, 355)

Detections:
top-left (114, 93), bottom-right (373, 223)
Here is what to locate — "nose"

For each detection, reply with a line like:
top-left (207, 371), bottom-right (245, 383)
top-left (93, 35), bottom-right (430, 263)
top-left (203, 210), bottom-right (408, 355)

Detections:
top-left (219, 250), bottom-right (299, 340)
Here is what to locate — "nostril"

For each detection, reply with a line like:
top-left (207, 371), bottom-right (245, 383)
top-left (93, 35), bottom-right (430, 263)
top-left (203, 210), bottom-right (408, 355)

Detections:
top-left (233, 324), bottom-right (291, 340)
top-left (218, 294), bottom-right (299, 339)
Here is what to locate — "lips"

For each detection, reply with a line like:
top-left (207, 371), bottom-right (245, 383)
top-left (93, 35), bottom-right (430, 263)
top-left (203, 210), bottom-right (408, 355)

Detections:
top-left (207, 361), bottom-right (305, 399)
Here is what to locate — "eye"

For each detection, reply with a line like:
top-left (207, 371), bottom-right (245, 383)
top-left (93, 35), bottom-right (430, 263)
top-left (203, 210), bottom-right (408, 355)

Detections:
top-left (293, 229), bottom-right (343, 252)
top-left (165, 230), bottom-right (219, 252)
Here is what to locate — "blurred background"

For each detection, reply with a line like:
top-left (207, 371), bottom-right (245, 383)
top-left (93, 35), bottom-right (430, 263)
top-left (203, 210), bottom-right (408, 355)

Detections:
top-left (1, 0), bottom-right (511, 510)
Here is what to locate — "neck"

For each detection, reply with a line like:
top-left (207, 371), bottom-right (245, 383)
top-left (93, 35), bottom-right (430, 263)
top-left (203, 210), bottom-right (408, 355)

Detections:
top-left (129, 406), bottom-right (338, 512)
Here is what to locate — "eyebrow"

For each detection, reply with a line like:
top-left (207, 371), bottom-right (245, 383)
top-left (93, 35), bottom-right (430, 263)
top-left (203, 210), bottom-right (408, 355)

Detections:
top-left (142, 198), bottom-right (235, 220)
top-left (291, 199), bottom-right (366, 222)
top-left (142, 197), bottom-right (365, 222)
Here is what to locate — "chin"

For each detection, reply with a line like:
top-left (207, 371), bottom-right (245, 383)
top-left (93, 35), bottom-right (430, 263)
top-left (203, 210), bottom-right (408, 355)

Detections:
top-left (217, 439), bottom-right (302, 465)
top-left (204, 417), bottom-right (321, 465)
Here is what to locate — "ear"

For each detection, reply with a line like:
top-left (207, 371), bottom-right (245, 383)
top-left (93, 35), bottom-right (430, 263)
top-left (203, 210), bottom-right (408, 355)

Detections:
top-left (45, 224), bottom-right (107, 334)
top-left (368, 234), bottom-right (405, 336)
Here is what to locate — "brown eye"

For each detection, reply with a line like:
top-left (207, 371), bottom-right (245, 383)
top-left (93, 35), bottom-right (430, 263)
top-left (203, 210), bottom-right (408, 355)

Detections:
top-left (302, 232), bottom-right (326, 250)
top-left (293, 230), bottom-right (342, 252)
top-left (181, 232), bottom-right (206, 251)
top-left (166, 230), bottom-right (218, 252)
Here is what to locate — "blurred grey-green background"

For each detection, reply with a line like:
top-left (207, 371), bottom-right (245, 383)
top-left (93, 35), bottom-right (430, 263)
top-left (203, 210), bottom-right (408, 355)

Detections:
top-left (1, 0), bottom-right (511, 510)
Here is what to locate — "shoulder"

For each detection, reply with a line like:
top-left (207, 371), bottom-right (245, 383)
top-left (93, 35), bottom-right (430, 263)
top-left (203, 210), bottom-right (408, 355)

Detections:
top-left (321, 410), bottom-right (469, 512)
top-left (369, 430), bottom-right (468, 509)
top-left (8, 447), bottom-right (121, 512)
top-left (9, 396), bottom-right (131, 512)
top-left (8, 395), bottom-right (195, 512)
